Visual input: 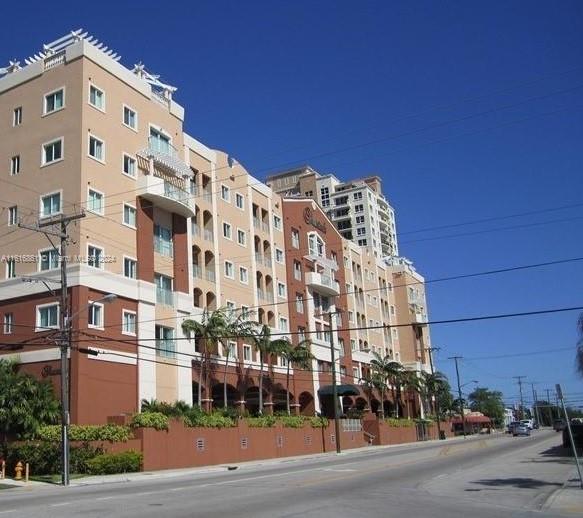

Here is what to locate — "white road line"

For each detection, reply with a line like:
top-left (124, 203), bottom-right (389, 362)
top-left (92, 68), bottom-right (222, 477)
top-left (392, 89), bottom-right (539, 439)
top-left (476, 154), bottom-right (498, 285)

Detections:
top-left (50, 502), bottom-right (72, 507)
top-left (95, 496), bottom-right (117, 501)
top-left (0, 511), bottom-right (17, 515)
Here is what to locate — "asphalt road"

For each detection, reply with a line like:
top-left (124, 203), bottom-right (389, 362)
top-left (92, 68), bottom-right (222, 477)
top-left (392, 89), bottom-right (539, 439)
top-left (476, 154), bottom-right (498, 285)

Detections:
top-left (0, 430), bottom-right (578, 517)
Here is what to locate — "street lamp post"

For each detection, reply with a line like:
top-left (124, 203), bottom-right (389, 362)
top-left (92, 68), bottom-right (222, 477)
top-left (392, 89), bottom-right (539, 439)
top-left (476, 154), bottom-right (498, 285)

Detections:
top-left (60, 293), bottom-right (117, 486)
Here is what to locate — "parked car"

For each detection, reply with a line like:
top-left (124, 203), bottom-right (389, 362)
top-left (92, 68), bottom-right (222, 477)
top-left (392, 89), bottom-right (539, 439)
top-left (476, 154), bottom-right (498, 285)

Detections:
top-left (507, 422), bottom-right (520, 434)
top-left (513, 424), bottom-right (531, 437)
top-left (553, 419), bottom-right (566, 432)
top-left (520, 419), bottom-right (534, 430)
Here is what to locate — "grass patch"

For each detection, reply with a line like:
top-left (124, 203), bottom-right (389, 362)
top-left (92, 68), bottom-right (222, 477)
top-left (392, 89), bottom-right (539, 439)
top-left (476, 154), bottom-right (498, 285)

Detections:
top-left (29, 473), bottom-right (87, 484)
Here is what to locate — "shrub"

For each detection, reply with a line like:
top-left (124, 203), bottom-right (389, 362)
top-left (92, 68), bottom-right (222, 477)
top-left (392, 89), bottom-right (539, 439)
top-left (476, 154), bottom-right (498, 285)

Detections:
top-left (278, 416), bottom-right (305, 428)
top-left (86, 450), bottom-right (142, 475)
top-left (309, 416), bottom-right (329, 428)
top-left (183, 409), bottom-right (236, 428)
top-left (6, 442), bottom-right (103, 475)
top-left (246, 415), bottom-right (277, 428)
top-left (384, 418), bottom-right (415, 428)
top-left (140, 399), bottom-right (189, 417)
top-left (131, 412), bottom-right (169, 431)
top-left (36, 424), bottom-right (132, 442)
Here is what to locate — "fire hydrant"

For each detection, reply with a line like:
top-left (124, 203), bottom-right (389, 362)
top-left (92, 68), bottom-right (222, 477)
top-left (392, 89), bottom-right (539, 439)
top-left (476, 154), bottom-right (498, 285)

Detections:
top-left (15, 461), bottom-right (23, 480)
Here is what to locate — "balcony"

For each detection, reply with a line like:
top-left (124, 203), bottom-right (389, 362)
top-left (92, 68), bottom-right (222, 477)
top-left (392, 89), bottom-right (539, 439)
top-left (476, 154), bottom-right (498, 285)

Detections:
top-left (204, 229), bottom-right (214, 242)
top-left (137, 174), bottom-right (195, 218)
top-left (205, 270), bottom-right (216, 283)
top-left (156, 339), bottom-right (176, 358)
top-left (156, 288), bottom-right (174, 307)
top-left (192, 264), bottom-right (202, 279)
top-left (192, 223), bottom-right (201, 239)
top-left (137, 137), bottom-right (192, 179)
top-left (411, 311), bottom-right (427, 324)
top-left (305, 272), bottom-right (340, 296)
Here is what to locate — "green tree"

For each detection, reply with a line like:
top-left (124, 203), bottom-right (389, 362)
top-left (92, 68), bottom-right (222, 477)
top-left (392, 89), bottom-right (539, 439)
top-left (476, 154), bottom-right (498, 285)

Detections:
top-left (0, 359), bottom-right (60, 457)
top-left (280, 341), bottom-right (314, 415)
top-left (182, 308), bottom-right (233, 409)
top-left (247, 325), bottom-right (290, 414)
top-left (468, 387), bottom-right (505, 426)
top-left (402, 371), bottom-right (423, 419)
top-left (422, 371), bottom-right (450, 417)
top-left (370, 353), bottom-right (403, 417)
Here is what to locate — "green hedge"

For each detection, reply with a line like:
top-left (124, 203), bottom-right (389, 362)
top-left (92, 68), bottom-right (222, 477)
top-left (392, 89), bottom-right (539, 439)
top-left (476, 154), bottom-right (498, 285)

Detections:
top-left (384, 418), bottom-right (415, 428)
top-left (309, 416), bottom-right (329, 428)
top-left (245, 416), bottom-right (328, 428)
top-left (246, 416), bottom-right (277, 428)
top-left (36, 424), bottom-right (133, 442)
top-left (183, 410), bottom-right (236, 428)
top-left (86, 450), bottom-right (142, 475)
top-left (6, 442), bottom-right (103, 475)
top-left (278, 416), bottom-right (305, 428)
top-left (131, 412), bottom-right (169, 431)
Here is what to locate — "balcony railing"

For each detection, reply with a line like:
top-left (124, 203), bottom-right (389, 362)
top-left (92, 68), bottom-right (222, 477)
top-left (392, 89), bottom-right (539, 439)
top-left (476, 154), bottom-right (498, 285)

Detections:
top-left (257, 289), bottom-right (266, 301)
top-left (156, 288), bottom-right (174, 307)
top-left (192, 223), bottom-right (201, 238)
top-left (305, 272), bottom-right (340, 296)
top-left (261, 222), bottom-right (270, 233)
top-left (163, 181), bottom-right (191, 207)
top-left (255, 253), bottom-right (263, 265)
top-left (137, 175), bottom-right (195, 218)
top-left (264, 256), bottom-right (272, 268)
top-left (202, 189), bottom-right (212, 203)
top-left (204, 229), bottom-right (214, 242)
top-left (138, 137), bottom-right (192, 178)
top-left (156, 339), bottom-right (176, 358)
top-left (192, 264), bottom-right (202, 279)
top-left (154, 237), bottom-right (173, 257)
top-left (253, 217), bottom-right (261, 229)
top-left (205, 269), bottom-right (216, 283)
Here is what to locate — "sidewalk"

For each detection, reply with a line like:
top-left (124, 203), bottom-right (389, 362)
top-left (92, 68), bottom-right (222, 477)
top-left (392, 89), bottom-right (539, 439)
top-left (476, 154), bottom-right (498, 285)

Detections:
top-left (545, 469), bottom-right (583, 515)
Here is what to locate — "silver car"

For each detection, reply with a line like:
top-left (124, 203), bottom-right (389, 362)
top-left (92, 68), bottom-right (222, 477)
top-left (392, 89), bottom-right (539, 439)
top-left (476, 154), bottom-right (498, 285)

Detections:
top-left (513, 424), bottom-right (531, 437)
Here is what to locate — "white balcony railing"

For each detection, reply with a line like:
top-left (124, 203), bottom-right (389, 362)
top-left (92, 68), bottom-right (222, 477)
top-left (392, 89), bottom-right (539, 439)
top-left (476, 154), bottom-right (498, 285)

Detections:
top-left (305, 272), bottom-right (340, 296)
top-left (156, 288), bottom-right (174, 307)
top-left (192, 264), bottom-right (202, 279)
top-left (138, 137), bottom-right (192, 179)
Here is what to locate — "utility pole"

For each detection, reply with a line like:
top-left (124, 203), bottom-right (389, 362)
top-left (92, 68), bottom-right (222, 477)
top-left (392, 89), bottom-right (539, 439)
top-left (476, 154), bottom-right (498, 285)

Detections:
top-left (531, 383), bottom-right (540, 426)
top-left (448, 356), bottom-right (466, 437)
top-left (426, 346), bottom-right (443, 440)
top-left (513, 376), bottom-right (526, 420)
top-left (546, 388), bottom-right (554, 424)
top-left (556, 384), bottom-right (583, 489)
top-left (325, 311), bottom-right (342, 454)
top-left (20, 211), bottom-right (85, 487)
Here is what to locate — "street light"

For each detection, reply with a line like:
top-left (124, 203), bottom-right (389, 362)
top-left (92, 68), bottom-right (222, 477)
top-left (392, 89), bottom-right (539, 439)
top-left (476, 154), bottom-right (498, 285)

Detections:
top-left (60, 293), bottom-right (117, 486)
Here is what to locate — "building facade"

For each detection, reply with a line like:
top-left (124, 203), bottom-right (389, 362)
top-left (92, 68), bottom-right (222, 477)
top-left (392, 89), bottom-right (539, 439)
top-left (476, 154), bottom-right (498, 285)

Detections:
top-left (0, 31), bottom-right (427, 424)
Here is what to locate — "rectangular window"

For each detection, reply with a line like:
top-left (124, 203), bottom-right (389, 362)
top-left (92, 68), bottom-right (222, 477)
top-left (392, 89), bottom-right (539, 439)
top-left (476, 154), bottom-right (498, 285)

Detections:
top-left (357, 239), bottom-right (367, 246)
top-left (239, 266), bottom-right (248, 284)
top-left (3, 313), bottom-right (13, 334)
top-left (89, 85), bottom-right (105, 110)
top-left (298, 327), bottom-right (306, 342)
top-left (275, 248), bottom-right (284, 263)
top-left (87, 245), bottom-right (104, 269)
top-left (120, 257), bottom-right (137, 279)
top-left (279, 317), bottom-right (288, 332)
top-left (155, 274), bottom-right (173, 306)
top-left (356, 227), bottom-right (366, 236)
top-left (44, 89), bottom-right (64, 114)
top-left (221, 185), bottom-right (230, 202)
top-left (277, 282), bottom-right (286, 298)
top-left (356, 215), bottom-right (364, 224)
top-left (8, 206), bottom-right (17, 226)
top-left (40, 192), bottom-right (61, 217)
top-left (6, 259), bottom-right (16, 279)
top-left (224, 261), bottom-right (234, 279)
top-left (42, 138), bottom-right (63, 165)
top-left (13, 107), bottom-right (22, 126)
top-left (223, 222), bottom-right (232, 240)
top-left (155, 325), bottom-right (175, 358)
top-left (296, 294), bottom-right (304, 314)
top-left (291, 229), bottom-right (300, 249)
top-left (241, 306), bottom-right (250, 319)
top-left (273, 215), bottom-right (282, 230)
top-left (353, 192), bottom-right (363, 200)
top-left (237, 229), bottom-right (246, 246)
top-left (122, 310), bottom-right (136, 335)
top-left (88, 303), bottom-right (103, 328)
top-left (88, 135), bottom-right (105, 162)
top-left (87, 189), bottom-right (104, 214)
top-left (225, 340), bottom-right (237, 359)
top-left (154, 224), bottom-right (173, 257)
top-left (355, 204), bottom-right (364, 213)
top-left (124, 257), bottom-right (137, 279)
top-left (123, 204), bottom-right (136, 227)
top-left (243, 344), bottom-right (252, 361)
top-left (37, 303), bottom-right (59, 330)
top-left (39, 248), bottom-right (59, 271)
top-left (123, 106), bottom-right (137, 130)
top-left (10, 155), bottom-right (20, 175)
top-left (235, 193), bottom-right (244, 209)
top-left (293, 260), bottom-right (302, 281)
top-left (150, 127), bottom-right (170, 154)
top-left (123, 154), bottom-right (136, 177)
top-left (351, 339), bottom-right (357, 352)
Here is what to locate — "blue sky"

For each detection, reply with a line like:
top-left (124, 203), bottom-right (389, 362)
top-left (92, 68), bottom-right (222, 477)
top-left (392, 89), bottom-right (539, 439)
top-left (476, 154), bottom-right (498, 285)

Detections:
top-left (2, 1), bottom-right (582, 406)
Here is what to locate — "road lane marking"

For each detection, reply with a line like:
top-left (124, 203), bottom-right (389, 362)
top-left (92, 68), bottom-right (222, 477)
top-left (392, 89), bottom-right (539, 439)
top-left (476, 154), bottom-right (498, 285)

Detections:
top-left (50, 502), bottom-right (72, 507)
top-left (0, 511), bottom-right (17, 515)
top-left (95, 496), bottom-right (116, 501)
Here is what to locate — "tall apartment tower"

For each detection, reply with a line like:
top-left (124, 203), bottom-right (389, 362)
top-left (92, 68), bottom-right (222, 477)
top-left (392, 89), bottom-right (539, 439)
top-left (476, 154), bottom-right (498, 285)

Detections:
top-left (267, 166), bottom-right (399, 259)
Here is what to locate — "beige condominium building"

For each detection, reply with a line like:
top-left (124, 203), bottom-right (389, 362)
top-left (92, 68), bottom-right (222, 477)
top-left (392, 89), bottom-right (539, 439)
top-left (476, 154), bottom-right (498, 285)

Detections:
top-left (0, 30), bottom-right (431, 424)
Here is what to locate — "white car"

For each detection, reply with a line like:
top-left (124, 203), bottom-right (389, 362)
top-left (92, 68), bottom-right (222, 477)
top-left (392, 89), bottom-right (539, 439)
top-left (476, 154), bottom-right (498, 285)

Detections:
top-left (520, 419), bottom-right (534, 430)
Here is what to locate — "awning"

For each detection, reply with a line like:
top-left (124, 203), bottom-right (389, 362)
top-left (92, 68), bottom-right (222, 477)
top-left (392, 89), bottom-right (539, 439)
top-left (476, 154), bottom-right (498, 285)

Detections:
top-left (318, 384), bottom-right (360, 397)
top-left (451, 415), bottom-right (491, 424)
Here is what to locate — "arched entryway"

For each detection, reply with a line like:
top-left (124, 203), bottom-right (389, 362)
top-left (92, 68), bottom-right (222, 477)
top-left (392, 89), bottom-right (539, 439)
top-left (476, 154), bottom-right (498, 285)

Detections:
top-left (212, 383), bottom-right (239, 409)
top-left (299, 391), bottom-right (315, 416)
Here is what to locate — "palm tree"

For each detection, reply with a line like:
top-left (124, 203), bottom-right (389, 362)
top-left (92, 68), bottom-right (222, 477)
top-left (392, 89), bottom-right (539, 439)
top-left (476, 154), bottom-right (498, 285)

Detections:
top-left (422, 371), bottom-right (449, 416)
top-left (280, 341), bottom-right (314, 415)
top-left (371, 353), bottom-right (404, 418)
top-left (247, 324), bottom-right (290, 414)
top-left (370, 352), bottom-right (392, 417)
top-left (360, 373), bottom-right (376, 412)
top-left (401, 371), bottom-right (423, 418)
top-left (182, 308), bottom-right (232, 410)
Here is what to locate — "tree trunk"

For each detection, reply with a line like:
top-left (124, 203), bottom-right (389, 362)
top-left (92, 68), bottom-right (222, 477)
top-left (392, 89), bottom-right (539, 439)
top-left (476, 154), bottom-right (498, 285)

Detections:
top-left (380, 387), bottom-right (385, 418)
top-left (223, 344), bottom-right (230, 410)
top-left (197, 359), bottom-right (203, 409)
top-left (286, 362), bottom-right (291, 416)
top-left (258, 352), bottom-right (264, 415)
